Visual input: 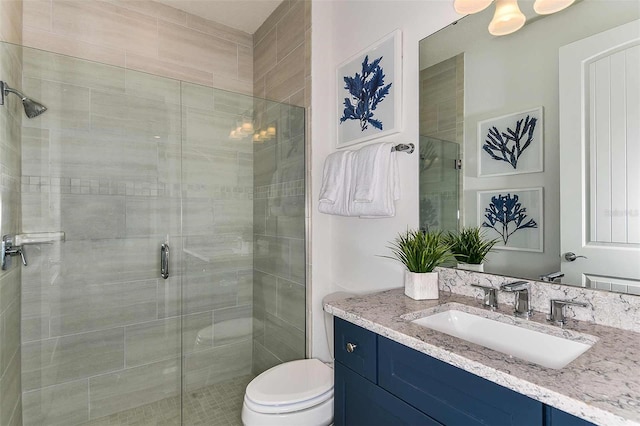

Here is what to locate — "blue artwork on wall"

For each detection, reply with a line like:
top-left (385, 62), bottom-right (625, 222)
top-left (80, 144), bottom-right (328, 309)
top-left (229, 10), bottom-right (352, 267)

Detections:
top-left (482, 115), bottom-right (537, 169)
top-left (477, 188), bottom-right (543, 252)
top-left (477, 107), bottom-right (543, 177)
top-left (336, 30), bottom-right (401, 148)
top-left (482, 193), bottom-right (537, 244)
top-left (339, 55), bottom-right (392, 132)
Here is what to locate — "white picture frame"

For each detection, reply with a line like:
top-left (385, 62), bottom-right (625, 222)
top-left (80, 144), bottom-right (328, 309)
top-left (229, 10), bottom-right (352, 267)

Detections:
top-left (336, 30), bottom-right (402, 148)
top-left (477, 107), bottom-right (543, 177)
top-left (477, 187), bottom-right (543, 252)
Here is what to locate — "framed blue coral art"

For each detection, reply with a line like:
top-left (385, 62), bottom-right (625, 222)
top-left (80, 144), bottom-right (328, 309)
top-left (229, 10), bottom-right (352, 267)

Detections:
top-left (477, 187), bottom-right (543, 252)
top-left (336, 30), bottom-right (402, 148)
top-left (478, 107), bottom-right (544, 177)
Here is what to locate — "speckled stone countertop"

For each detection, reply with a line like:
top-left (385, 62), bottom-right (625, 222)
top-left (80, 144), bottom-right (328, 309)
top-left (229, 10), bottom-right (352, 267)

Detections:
top-left (324, 288), bottom-right (640, 426)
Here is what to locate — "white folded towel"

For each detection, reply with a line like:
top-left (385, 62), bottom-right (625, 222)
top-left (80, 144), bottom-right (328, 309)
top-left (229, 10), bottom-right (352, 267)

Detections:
top-left (350, 142), bottom-right (399, 218)
top-left (352, 143), bottom-right (388, 202)
top-left (318, 151), bottom-right (354, 216)
top-left (319, 151), bottom-right (349, 203)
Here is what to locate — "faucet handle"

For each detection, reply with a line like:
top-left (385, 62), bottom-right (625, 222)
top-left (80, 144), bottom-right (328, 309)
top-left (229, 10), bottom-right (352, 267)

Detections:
top-left (547, 299), bottom-right (589, 326)
top-left (471, 284), bottom-right (498, 309)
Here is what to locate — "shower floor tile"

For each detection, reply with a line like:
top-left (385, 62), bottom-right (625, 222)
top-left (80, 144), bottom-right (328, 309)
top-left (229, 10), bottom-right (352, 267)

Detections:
top-left (84, 374), bottom-right (254, 426)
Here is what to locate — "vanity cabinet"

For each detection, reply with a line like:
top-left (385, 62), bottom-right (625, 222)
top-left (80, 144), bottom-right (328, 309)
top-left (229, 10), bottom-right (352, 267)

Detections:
top-left (334, 317), bottom-right (595, 426)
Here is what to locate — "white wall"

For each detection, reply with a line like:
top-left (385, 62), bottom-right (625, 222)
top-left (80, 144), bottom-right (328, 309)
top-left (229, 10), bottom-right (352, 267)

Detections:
top-left (310, 0), bottom-right (459, 360)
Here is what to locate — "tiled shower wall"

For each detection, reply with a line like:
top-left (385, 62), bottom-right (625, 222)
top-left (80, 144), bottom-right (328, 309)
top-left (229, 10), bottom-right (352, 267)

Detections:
top-left (419, 54), bottom-right (464, 229)
top-left (22, 0), bottom-right (254, 94)
top-left (18, 48), bottom-right (256, 425)
top-left (0, 1), bottom-right (23, 424)
top-left (252, 0), bottom-right (311, 374)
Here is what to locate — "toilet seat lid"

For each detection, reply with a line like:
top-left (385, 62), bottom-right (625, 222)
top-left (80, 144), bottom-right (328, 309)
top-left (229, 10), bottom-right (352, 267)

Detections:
top-left (245, 359), bottom-right (333, 407)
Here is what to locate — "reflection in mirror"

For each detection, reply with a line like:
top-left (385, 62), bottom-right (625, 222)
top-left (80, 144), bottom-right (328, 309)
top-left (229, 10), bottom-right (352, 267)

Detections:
top-left (419, 0), bottom-right (640, 294)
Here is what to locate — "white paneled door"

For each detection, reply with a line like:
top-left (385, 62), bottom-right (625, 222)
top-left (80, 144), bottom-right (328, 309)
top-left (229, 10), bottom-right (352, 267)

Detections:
top-left (559, 19), bottom-right (640, 292)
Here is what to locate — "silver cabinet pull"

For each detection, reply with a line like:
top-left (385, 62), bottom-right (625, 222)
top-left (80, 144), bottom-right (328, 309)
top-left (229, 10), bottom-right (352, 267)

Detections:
top-left (346, 342), bottom-right (357, 353)
top-left (160, 243), bottom-right (169, 279)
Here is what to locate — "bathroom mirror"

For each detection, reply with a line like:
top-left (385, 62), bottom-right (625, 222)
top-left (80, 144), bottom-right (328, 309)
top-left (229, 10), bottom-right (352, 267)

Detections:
top-left (419, 0), bottom-right (640, 293)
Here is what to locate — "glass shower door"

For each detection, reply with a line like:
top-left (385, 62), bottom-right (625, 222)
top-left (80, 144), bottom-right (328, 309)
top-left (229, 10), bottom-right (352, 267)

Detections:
top-left (419, 135), bottom-right (460, 233)
top-left (20, 45), bottom-right (184, 425)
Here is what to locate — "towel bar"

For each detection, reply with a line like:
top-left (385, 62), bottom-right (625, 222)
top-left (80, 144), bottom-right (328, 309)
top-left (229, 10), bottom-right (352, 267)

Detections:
top-left (391, 143), bottom-right (414, 154)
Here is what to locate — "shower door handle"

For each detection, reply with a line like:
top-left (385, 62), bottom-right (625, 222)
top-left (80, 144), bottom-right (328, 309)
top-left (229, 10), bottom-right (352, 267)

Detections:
top-left (160, 243), bottom-right (169, 279)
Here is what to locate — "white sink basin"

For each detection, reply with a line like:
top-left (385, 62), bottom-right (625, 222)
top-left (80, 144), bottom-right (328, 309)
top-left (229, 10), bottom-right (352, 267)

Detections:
top-left (411, 308), bottom-right (595, 369)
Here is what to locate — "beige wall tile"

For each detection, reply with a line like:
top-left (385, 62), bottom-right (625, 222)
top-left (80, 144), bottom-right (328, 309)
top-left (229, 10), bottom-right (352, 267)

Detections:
top-left (0, 299), bottom-right (20, 377)
top-left (51, 1), bottom-right (159, 57)
top-left (0, 351), bottom-right (21, 426)
top-left (125, 52), bottom-right (213, 87)
top-left (125, 317), bottom-right (181, 366)
top-left (252, 340), bottom-right (280, 376)
top-left (22, 379), bottom-right (89, 426)
top-left (89, 358), bottom-right (180, 419)
top-left (158, 20), bottom-right (238, 79)
top-left (21, 327), bottom-right (124, 391)
top-left (186, 14), bottom-right (252, 47)
top-left (277, 0), bottom-right (304, 62)
top-left (0, 0), bottom-right (23, 44)
top-left (238, 44), bottom-right (253, 81)
top-left (22, 26), bottom-right (126, 68)
top-left (183, 340), bottom-right (251, 392)
top-left (23, 0), bottom-right (51, 32)
top-left (253, 27), bottom-right (276, 82)
top-left (264, 43), bottom-right (305, 102)
top-left (254, 0), bottom-right (289, 46)
top-left (109, 0), bottom-right (186, 26)
top-left (23, 0), bottom-right (254, 94)
top-left (212, 74), bottom-right (253, 97)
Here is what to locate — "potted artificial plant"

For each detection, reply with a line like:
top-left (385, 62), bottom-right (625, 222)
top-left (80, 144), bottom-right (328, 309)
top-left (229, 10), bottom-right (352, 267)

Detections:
top-left (445, 227), bottom-right (498, 273)
top-left (387, 229), bottom-right (454, 300)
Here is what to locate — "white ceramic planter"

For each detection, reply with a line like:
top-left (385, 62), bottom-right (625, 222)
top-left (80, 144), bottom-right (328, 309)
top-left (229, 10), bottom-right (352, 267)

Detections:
top-left (457, 262), bottom-right (484, 272)
top-left (404, 270), bottom-right (439, 300)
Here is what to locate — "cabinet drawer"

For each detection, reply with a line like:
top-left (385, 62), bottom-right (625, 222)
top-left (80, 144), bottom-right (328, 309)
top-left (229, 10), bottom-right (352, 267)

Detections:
top-left (378, 336), bottom-right (543, 426)
top-left (334, 317), bottom-right (377, 383)
top-left (335, 362), bottom-right (442, 426)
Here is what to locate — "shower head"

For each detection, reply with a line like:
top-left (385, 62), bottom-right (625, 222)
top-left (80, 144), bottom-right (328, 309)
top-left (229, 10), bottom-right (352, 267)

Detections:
top-left (0, 81), bottom-right (47, 118)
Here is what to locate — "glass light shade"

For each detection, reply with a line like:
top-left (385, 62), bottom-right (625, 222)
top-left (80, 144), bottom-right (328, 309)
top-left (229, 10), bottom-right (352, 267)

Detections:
top-left (533, 0), bottom-right (574, 14)
top-left (454, 0), bottom-right (493, 14)
top-left (241, 119), bottom-right (254, 133)
top-left (488, 0), bottom-right (526, 36)
top-left (267, 125), bottom-right (276, 137)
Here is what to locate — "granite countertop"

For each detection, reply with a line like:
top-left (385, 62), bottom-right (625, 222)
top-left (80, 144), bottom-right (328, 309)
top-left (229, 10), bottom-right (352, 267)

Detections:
top-left (324, 288), bottom-right (640, 426)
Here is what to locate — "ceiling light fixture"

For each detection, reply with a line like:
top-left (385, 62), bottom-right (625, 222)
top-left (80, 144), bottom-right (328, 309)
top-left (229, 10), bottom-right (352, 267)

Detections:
top-left (453, 0), bottom-right (575, 36)
top-left (533, 0), bottom-right (575, 15)
top-left (488, 0), bottom-right (526, 36)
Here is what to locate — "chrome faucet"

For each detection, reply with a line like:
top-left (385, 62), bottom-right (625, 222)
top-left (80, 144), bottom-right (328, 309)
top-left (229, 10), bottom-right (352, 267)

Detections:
top-left (547, 299), bottom-right (588, 326)
top-left (500, 281), bottom-right (532, 318)
top-left (539, 271), bottom-right (564, 282)
top-left (471, 284), bottom-right (498, 310)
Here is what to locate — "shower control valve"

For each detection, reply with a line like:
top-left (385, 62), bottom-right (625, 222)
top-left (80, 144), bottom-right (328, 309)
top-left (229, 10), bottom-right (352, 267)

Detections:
top-left (1, 235), bottom-right (27, 270)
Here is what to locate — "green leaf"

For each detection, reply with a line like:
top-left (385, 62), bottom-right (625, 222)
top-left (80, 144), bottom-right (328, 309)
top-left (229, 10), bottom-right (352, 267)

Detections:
top-left (385, 229), bottom-right (455, 273)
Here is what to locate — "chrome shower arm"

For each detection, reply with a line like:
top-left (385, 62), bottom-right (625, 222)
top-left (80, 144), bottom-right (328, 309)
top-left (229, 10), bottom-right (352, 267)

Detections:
top-left (0, 81), bottom-right (27, 104)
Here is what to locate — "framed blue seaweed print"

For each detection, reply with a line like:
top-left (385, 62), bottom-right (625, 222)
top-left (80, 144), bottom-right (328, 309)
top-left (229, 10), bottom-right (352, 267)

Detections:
top-left (477, 107), bottom-right (543, 177)
top-left (477, 187), bottom-right (543, 252)
top-left (336, 30), bottom-right (402, 148)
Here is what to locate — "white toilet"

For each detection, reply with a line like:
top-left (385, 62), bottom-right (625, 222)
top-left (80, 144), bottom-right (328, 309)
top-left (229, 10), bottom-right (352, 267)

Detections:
top-left (241, 292), bottom-right (352, 426)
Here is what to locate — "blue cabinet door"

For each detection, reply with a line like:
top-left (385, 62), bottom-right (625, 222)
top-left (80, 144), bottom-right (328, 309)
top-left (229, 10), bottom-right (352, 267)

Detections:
top-left (335, 362), bottom-right (442, 426)
top-left (334, 317), bottom-right (378, 383)
top-left (545, 406), bottom-right (597, 426)
top-left (378, 336), bottom-right (543, 426)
